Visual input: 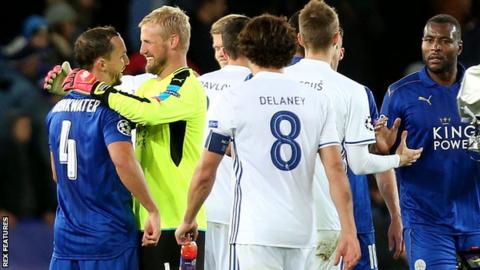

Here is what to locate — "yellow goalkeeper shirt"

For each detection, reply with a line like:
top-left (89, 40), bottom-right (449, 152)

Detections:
top-left (107, 67), bottom-right (207, 230)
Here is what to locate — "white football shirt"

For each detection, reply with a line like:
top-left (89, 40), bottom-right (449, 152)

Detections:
top-left (199, 65), bottom-right (251, 225)
top-left (285, 59), bottom-right (375, 231)
top-left (118, 73), bottom-right (156, 94)
top-left (208, 71), bottom-right (339, 248)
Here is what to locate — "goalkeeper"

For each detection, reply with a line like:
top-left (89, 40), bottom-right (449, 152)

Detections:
top-left (45, 6), bottom-right (207, 270)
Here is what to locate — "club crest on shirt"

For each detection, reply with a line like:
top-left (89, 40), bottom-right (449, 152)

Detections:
top-left (414, 259), bottom-right (426, 270)
top-left (364, 115), bottom-right (374, 131)
top-left (117, 119), bottom-right (132, 136)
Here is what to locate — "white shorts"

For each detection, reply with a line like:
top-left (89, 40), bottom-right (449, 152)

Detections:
top-left (315, 230), bottom-right (341, 270)
top-left (235, 244), bottom-right (315, 270)
top-left (205, 221), bottom-right (229, 270)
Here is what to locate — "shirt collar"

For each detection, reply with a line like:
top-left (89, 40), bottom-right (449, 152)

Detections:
top-left (223, 65), bottom-right (251, 73)
top-left (419, 63), bottom-right (465, 88)
top-left (297, 58), bottom-right (332, 70)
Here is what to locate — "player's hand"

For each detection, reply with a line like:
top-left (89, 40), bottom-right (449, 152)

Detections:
top-left (43, 61), bottom-right (71, 96)
top-left (175, 221), bottom-right (198, 245)
top-left (388, 214), bottom-right (404, 259)
top-left (142, 211), bottom-right (161, 247)
top-left (396, 131), bottom-right (423, 166)
top-left (63, 68), bottom-right (116, 103)
top-left (62, 68), bottom-right (100, 94)
top-left (334, 230), bottom-right (360, 270)
top-left (374, 116), bottom-right (401, 154)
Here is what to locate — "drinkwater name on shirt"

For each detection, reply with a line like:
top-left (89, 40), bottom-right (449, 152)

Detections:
top-left (51, 99), bottom-right (101, 113)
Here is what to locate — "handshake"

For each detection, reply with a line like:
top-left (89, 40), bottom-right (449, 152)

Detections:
top-left (43, 61), bottom-right (113, 100)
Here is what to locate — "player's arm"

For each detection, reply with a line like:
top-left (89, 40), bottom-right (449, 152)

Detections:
top-left (62, 68), bottom-right (202, 126)
top-left (108, 141), bottom-right (160, 246)
top-left (175, 130), bottom-right (229, 245)
top-left (106, 87), bottom-right (202, 126)
top-left (347, 86), bottom-right (424, 174)
top-left (106, 70), bottom-right (195, 126)
top-left (318, 145), bottom-right (360, 270)
top-left (345, 85), bottom-right (421, 174)
top-left (374, 169), bottom-right (404, 259)
top-left (345, 131), bottom-right (422, 175)
top-left (318, 95), bottom-right (360, 269)
top-left (50, 152), bottom-right (57, 183)
top-left (43, 62), bottom-right (152, 96)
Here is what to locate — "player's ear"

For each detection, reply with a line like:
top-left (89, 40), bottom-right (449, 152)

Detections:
top-left (457, 39), bottom-right (463, 56)
top-left (297, 33), bottom-right (305, 47)
top-left (339, 47), bottom-right (345, 60)
top-left (332, 31), bottom-right (340, 49)
top-left (221, 47), bottom-right (230, 60)
top-left (94, 57), bottom-right (107, 72)
top-left (170, 33), bottom-right (180, 49)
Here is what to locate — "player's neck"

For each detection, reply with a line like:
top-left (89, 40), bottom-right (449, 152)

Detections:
top-left (157, 54), bottom-right (188, 79)
top-left (427, 65), bottom-right (458, 86)
top-left (250, 63), bottom-right (282, 75)
top-left (304, 49), bottom-right (333, 65)
top-left (227, 57), bottom-right (249, 68)
top-left (92, 69), bottom-right (113, 85)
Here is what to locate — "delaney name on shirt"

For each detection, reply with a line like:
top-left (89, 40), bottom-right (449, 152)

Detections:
top-left (51, 98), bottom-right (101, 113)
top-left (259, 96), bottom-right (305, 106)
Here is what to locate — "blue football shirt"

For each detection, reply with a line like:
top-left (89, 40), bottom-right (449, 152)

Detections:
top-left (46, 92), bottom-right (137, 259)
top-left (380, 65), bottom-right (480, 233)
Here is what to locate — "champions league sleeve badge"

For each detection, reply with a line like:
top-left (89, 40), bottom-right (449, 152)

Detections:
top-left (364, 115), bottom-right (374, 131)
top-left (117, 119), bottom-right (132, 136)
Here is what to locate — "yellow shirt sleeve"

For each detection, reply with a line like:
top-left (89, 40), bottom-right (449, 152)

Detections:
top-left (107, 68), bottom-right (207, 126)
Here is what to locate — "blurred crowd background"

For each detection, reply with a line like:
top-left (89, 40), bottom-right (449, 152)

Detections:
top-left (0, 0), bottom-right (479, 269)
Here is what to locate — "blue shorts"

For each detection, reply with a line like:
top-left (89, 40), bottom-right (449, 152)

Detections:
top-left (352, 232), bottom-right (377, 270)
top-left (49, 247), bottom-right (138, 270)
top-left (405, 228), bottom-right (480, 270)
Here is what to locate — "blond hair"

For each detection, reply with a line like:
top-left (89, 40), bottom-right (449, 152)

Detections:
top-left (299, 0), bottom-right (339, 51)
top-left (139, 6), bottom-right (191, 52)
top-left (210, 14), bottom-right (247, 35)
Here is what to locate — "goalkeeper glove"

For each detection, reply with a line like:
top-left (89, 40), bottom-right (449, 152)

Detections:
top-left (43, 61), bottom-right (71, 96)
top-left (62, 68), bottom-right (117, 104)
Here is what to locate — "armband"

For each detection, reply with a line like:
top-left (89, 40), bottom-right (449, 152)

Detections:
top-left (205, 130), bottom-right (230, 155)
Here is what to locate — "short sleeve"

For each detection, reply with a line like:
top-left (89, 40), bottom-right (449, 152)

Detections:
top-left (206, 91), bottom-right (235, 138)
top-left (344, 86), bottom-right (376, 145)
top-left (380, 87), bottom-right (404, 153)
top-left (102, 109), bottom-right (133, 146)
top-left (46, 112), bottom-right (54, 151)
top-left (318, 95), bottom-right (340, 148)
top-left (380, 87), bottom-right (402, 128)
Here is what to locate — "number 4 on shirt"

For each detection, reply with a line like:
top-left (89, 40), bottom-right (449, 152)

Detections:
top-left (59, 120), bottom-right (77, 180)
